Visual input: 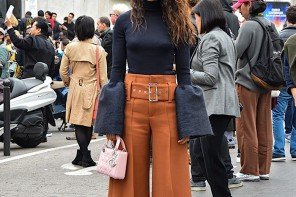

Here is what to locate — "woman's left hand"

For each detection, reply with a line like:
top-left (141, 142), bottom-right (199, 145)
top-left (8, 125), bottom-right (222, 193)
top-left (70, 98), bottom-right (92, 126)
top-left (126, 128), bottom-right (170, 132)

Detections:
top-left (178, 137), bottom-right (189, 144)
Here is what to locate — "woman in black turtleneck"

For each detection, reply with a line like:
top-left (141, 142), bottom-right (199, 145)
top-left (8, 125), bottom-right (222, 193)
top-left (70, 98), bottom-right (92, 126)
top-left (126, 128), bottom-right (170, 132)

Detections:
top-left (110, 1), bottom-right (192, 84)
top-left (95, 0), bottom-right (213, 196)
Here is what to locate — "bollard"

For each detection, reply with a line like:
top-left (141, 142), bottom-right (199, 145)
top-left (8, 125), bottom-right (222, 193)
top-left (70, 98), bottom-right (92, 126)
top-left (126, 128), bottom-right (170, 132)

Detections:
top-left (3, 79), bottom-right (10, 156)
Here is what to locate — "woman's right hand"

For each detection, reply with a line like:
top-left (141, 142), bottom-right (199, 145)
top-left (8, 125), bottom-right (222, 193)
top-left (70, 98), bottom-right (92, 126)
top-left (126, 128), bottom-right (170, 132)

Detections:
top-left (106, 134), bottom-right (116, 141)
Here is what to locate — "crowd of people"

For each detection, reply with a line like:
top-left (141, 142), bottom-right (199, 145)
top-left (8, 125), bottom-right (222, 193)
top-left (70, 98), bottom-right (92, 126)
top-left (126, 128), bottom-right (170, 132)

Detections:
top-left (0, 3), bottom-right (129, 80)
top-left (1, 0), bottom-right (296, 196)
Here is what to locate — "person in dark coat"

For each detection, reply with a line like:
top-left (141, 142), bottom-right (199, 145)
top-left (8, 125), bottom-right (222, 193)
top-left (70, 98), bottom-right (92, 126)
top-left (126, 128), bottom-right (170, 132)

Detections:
top-left (19, 11), bottom-right (33, 38)
top-left (220, 0), bottom-right (240, 39)
top-left (52, 12), bottom-right (61, 41)
top-left (61, 13), bottom-right (75, 41)
top-left (0, 12), bottom-right (4, 28)
top-left (5, 17), bottom-right (55, 79)
top-left (272, 5), bottom-right (296, 162)
top-left (97, 16), bottom-right (113, 79)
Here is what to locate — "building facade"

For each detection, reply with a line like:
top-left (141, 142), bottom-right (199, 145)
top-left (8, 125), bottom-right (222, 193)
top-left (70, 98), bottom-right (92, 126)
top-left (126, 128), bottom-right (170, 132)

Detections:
top-left (0, 0), bottom-right (130, 23)
top-left (36, 0), bottom-right (130, 22)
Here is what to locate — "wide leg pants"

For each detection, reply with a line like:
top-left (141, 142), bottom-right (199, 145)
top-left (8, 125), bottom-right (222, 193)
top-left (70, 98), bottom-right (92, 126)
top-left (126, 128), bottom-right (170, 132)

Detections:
top-left (236, 85), bottom-right (272, 176)
top-left (108, 74), bottom-right (191, 197)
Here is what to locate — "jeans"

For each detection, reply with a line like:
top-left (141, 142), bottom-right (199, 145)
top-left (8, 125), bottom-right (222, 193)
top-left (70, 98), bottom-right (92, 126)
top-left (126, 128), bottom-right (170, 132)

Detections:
top-left (285, 99), bottom-right (294, 134)
top-left (272, 87), bottom-right (296, 156)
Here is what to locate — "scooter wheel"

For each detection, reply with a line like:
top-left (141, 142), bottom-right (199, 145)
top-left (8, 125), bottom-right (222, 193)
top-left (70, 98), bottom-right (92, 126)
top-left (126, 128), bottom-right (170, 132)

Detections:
top-left (12, 124), bottom-right (45, 148)
top-left (12, 109), bottom-right (48, 148)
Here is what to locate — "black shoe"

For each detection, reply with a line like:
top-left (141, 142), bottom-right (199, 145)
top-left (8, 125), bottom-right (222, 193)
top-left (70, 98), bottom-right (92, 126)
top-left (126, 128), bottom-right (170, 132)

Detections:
top-left (81, 151), bottom-right (96, 167)
top-left (190, 179), bottom-right (206, 191)
top-left (228, 175), bottom-right (243, 189)
top-left (72, 150), bottom-right (83, 165)
top-left (272, 153), bottom-right (286, 162)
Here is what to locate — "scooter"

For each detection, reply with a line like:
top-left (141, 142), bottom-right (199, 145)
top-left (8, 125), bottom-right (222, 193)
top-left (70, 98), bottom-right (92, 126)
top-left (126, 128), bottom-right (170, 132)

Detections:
top-left (0, 62), bottom-right (57, 148)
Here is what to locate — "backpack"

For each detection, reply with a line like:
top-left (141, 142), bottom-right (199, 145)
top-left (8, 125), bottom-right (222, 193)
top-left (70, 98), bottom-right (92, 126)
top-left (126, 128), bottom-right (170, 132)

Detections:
top-left (246, 18), bottom-right (285, 90)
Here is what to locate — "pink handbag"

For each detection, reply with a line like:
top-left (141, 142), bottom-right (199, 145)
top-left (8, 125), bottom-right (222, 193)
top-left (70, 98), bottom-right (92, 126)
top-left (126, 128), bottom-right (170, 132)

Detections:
top-left (96, 136), bottom-right (128, 179)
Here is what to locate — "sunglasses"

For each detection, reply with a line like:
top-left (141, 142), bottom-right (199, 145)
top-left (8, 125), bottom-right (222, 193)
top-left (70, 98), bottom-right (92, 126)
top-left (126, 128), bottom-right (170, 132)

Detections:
top-left (109, 13), bottom-right (119, 17)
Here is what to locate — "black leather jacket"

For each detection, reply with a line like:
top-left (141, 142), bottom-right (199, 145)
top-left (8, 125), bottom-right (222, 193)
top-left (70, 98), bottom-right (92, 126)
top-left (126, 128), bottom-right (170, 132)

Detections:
top-left (100, 28), bottom-right (113, 79)
top-left (7, 28), bottom-right (55, 78)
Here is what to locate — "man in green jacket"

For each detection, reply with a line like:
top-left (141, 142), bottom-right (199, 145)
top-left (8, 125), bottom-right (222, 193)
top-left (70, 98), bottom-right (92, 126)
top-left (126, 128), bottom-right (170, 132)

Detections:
top-left (285, 35), bottom-right (296, 96)
top-left (283, 32), bottom-right (296, 160)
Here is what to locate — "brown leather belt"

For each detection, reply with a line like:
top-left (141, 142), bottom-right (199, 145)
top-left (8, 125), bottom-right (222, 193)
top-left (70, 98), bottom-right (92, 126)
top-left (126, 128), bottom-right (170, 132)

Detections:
top-left (125, 74), bottom-right (177, 102)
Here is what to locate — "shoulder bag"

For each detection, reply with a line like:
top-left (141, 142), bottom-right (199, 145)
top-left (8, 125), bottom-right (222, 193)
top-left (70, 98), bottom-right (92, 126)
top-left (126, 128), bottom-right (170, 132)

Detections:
top-left (92, 46), bottom-right (100, 123)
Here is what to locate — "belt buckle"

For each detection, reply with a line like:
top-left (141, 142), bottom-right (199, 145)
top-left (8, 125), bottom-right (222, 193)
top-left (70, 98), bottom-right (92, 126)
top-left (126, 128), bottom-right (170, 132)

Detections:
top-left (148, 83), bottom-right (158, 102)
top-left (79, 79), bottom-right (83, 86)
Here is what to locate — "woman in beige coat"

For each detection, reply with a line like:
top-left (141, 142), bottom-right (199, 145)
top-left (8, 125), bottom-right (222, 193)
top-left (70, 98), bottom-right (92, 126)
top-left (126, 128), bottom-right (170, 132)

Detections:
top-left (60, 16), bottom-right (108, 167)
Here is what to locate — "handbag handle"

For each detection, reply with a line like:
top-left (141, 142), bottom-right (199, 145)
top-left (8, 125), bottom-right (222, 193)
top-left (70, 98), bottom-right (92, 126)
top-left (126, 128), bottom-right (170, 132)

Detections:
top-left (114, 136), bottom-right (127, 151)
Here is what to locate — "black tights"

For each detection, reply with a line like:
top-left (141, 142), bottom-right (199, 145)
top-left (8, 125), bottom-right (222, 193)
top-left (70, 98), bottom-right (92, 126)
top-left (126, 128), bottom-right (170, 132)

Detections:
top-left (74, 125), bottom-right (93, 152)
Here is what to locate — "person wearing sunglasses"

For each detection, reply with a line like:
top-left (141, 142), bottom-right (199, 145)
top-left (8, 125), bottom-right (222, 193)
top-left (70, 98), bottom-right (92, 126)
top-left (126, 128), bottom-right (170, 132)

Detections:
top-left (109, 3), bottom-right (129, 26)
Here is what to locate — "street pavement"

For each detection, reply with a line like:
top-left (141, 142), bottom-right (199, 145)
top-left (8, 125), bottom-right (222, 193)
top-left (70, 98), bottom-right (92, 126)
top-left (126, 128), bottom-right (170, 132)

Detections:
top-left (0, 121), bottom-right (295, 197)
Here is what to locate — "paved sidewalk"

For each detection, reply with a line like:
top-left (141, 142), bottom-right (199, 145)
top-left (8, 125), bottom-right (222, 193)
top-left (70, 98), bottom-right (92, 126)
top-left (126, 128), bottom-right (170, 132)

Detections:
top-left (0, 124), bottom-right (295, 196)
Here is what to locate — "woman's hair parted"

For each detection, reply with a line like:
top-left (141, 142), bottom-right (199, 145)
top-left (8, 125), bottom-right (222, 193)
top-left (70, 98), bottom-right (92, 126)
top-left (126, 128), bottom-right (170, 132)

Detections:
top-left (130, 0), bottom-right (196, 46)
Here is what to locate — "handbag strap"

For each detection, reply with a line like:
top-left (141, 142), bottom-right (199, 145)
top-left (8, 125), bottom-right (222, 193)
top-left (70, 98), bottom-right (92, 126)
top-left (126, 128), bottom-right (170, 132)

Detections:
top-left (115, 136), bottom-right (127, 151)
top-left (95, 46), bottom-right (101, 91)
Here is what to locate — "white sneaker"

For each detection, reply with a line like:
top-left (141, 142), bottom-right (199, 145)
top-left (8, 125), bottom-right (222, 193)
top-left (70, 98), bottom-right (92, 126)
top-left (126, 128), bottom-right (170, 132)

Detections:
top-left (285, 134), bottom-right (291, 143)
top-left (46, 133), bottom-right (53, 137)
top-left (235, 172), bottom-right (260, 182)
top-left (259, 174), bottom-right (269, 180)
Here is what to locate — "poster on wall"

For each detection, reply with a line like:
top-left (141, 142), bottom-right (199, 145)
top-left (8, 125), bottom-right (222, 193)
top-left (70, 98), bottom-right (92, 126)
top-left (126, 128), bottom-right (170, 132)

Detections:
top-left (234, 0), bottom-right (290, 31)
top-left (24, 0), bottom-right (37, 17)
top-left (263, 1), bottom-right (290, 31)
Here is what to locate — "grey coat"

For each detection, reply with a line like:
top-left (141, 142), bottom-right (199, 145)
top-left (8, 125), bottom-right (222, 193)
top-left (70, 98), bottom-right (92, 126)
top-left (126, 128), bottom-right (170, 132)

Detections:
top-left (191, 27), bottom-right (240, 117)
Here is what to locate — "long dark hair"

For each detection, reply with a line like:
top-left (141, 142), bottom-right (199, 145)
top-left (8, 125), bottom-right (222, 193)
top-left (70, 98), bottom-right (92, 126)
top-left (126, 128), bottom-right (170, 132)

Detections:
top-left (193, 0), bottom-right (228, 34)
top-left (130, 0), bottom-right (196, 46)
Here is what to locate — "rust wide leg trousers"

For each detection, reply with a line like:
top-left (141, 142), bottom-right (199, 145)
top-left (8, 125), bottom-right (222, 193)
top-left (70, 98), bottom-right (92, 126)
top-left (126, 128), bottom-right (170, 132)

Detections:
top-left (108, 74), bottom-right (191, 197)
top-left (236, 85), bottom-right (273, 176)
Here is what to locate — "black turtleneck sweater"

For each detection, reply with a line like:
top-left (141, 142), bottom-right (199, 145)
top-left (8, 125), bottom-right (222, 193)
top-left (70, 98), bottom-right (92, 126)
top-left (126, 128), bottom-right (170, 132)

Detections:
top-left (110, 0), bottom-right (191, 85)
